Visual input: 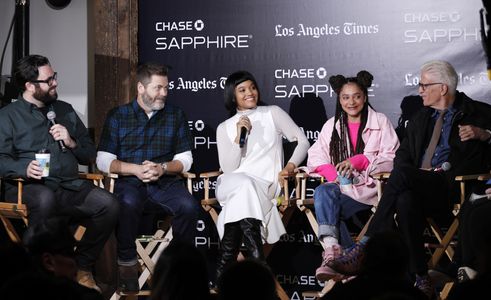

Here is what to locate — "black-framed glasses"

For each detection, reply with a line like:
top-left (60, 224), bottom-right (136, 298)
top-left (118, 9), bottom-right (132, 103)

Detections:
top-left (418, 82), bottom-right (443, 91)
top-left (31, 72), bottom-right (57, 86)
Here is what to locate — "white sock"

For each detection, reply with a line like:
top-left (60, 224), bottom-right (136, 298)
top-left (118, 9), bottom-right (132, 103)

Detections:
top-left (322, 236), bottom-right (339, 248)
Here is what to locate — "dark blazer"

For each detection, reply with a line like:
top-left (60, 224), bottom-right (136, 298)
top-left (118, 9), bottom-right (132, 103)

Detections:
top-left (394, 91), bottom-right (491, 198)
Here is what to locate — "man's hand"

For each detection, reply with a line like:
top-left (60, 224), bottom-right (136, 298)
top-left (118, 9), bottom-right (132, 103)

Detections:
top-left (140, 160), bottom-right (161, 182)
top-left (458, 125), bottom-right (491, 142)
top-left (486, 187), bottom-right (491, 199)
top-left (49, 124), bottom-right (77, 148)
top-left (26, 160), bottom-right (43, 180)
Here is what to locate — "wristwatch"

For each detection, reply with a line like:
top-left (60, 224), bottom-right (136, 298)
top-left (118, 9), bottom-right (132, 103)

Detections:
top-left (160, 162), bottom-right (168, 174)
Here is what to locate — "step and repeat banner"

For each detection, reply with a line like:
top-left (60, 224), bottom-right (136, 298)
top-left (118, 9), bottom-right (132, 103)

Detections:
top-left (139, 0), bottom-right (491, 296)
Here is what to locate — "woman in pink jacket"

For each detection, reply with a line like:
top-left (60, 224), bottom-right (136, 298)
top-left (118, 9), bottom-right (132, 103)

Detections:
top-left (307, 71), bottom-right (399, 281)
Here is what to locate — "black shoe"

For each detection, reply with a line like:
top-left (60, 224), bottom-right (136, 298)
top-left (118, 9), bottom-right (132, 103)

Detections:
top-left (118, 264), bottom-right (139, 294)
top-left (457, 267), bottom-right (477, 283)
top-left (216, 221), bottom-right (242, 281)
top-left (415, 274), bottom-right (435, 300)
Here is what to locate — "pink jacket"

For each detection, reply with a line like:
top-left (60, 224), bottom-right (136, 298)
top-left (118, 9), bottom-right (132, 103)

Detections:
top-left (306, 107), bottom-right (400, 206)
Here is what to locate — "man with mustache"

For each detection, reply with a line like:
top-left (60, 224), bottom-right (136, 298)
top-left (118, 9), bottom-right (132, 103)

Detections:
top-left (0, 54), bottom-right (119, 293)
top-left (96, 63), bottom-right (200, 294)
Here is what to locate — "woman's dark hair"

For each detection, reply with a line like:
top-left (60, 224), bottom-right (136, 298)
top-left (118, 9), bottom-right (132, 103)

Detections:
top-left (223, 70), bottom-right (266, 116)
top-left (328, 70), bottom-right (374, 165)
top-left (13, 54), bottom-right (51, 92)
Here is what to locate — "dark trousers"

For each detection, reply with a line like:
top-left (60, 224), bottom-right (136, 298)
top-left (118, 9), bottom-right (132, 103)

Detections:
top-left (5, 182), bottom-right (119, 270)
top-left (115, 179), bottom-right (200, 263)
top-left (367, 165), bottom-right (450, 275)
top-left (459, 197), bottom-right (491, 270)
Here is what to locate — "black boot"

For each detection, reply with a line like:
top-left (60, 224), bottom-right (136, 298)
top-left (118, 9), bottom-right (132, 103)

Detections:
top-left (216, 221), bottom-right (242, 282)
top-left (240, 218), bottom-right (265, 261)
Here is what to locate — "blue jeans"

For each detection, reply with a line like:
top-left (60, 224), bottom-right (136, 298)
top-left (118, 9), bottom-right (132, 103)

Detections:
top-left (115, 179), bottom-right (200, 264)
top-left (314, 183), bottom-right (371, 248)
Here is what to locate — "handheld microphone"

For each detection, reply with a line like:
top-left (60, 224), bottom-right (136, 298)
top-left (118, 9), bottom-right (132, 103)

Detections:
top-left (46, 111), bottom-right (67, 152)
top-left (434, 162), bottom-right (451, 172)
top-left (239, 127), bottom-right (248, 148)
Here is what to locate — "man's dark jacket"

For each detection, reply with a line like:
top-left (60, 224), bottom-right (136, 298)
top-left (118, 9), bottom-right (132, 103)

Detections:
top-left (394, 91), bottom-right (491, 198)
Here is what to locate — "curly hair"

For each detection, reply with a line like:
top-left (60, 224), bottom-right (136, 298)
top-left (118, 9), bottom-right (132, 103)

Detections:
top-left (328, 70), bottom-right (374, 164)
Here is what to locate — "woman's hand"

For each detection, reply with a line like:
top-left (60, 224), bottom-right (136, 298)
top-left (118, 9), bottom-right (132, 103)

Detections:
top-left (335, 159), bottom-right (353, 178)
top-left (234, 115), bottom-right (252, 145)
top-left (278, 162), bottom-right (297, 187)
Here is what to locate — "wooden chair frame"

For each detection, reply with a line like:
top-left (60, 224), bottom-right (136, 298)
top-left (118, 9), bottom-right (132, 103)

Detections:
top-left (0, 173), bottom-right (105, 244)
top-left (438, 172), bottom-right (490, 300)
top-left (369, 171), bottom-right (491, 300)
top-left (296, 172), bottom-right (387, 299)
top-left (109, 172), bottom-right (196, 300)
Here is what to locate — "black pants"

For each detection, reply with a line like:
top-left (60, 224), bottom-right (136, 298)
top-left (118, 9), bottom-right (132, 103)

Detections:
top-left (367, 165), bottom-right (450, 275)
top-left (459, 197), bottom-right (491, 270)
top-left (6, 182), bottom-right (119, 270)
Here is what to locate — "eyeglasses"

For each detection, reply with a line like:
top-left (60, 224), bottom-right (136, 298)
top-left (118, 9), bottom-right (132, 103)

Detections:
top-left (31, 72), bottom-right (57, 86)
top-left (418, 82), bottom-right (443, 91)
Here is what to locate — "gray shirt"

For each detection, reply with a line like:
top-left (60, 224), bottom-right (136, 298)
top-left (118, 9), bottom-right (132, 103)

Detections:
top-left (0, 96), bottom-right (96, 191)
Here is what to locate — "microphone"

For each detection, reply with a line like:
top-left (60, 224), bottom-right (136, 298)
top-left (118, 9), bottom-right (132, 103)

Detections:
top-left (46, 111), bottom-right (67, 152)
top-left (434, 162), bottom-right (451, 172)
top-left (239, 127), bottom-right (248, 148)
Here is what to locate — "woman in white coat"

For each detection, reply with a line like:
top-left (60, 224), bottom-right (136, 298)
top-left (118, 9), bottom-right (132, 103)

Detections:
top-left (215, 70), bottom-right (310, 280)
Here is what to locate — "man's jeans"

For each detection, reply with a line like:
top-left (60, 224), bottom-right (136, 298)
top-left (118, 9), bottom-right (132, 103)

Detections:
top-left (115, 179), bottom-right (200, 264)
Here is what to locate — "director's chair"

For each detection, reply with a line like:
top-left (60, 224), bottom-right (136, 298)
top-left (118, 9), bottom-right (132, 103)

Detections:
top-left (368, 170), bottom-right (491, 300)
top-left (0, 173), bottom-right (105, 244)
top-left (296, 172), bottom-right (385, 299)
top-left (438, 171), bottom-right (491, 300)
top-left (109, 172), bottom-right (196, 299)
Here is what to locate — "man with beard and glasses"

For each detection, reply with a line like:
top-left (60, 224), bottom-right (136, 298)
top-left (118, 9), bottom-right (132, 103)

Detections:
top-left (0, 54), bottom-right (119, 293)
top-left (96, 63), bottom-right (200, 294)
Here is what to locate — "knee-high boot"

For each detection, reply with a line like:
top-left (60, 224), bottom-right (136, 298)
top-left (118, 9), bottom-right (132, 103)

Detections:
top-left (240, 218), bottom-right (265, 261)
top-left (216, 221), bottom-right (242, 282)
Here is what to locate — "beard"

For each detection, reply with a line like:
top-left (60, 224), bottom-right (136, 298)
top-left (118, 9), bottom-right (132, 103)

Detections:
top-left (141, 91), bottom-right (165, 111)
top-left (33, 86), bottom-right (58, 105)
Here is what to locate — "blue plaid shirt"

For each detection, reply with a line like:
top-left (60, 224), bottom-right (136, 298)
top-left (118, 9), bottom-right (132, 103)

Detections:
top-left (98, 99), bottom-right (193, 167)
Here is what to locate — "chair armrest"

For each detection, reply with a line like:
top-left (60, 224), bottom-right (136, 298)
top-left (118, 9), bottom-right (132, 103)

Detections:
top-left (182, 172), bottom-right (196, 179)
top-left (477, 173), bottom-right (491, 181)
top-left (0, 177), bottom-right (25, 206)
top-left (455, 174), bottom-right (485, 181)
top-left (78, 173), bottom-right (104, 181)
top-left (296, 173), bottom-right (310, 179)
top-left (372, 172), bottom-right (391, 180)
top-left (199, 171), bottom-right (222, 179)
